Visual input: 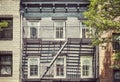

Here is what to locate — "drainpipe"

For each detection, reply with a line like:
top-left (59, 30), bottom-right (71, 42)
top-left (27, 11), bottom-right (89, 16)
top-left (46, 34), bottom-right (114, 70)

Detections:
top-left (20, 9), bottom-right (24, 82)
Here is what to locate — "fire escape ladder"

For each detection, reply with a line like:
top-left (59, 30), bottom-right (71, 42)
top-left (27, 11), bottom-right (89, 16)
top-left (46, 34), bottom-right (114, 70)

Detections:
top-left (40, 40), bottom-right (68, 80)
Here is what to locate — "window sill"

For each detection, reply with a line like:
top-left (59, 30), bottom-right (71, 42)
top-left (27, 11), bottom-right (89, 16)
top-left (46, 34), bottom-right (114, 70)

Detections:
top-left (54, 38), bottom-right (66, 41)
top-left (0, 74), bottom-right (12, 77)
top-left (0, 38), bottom-right (13, 41)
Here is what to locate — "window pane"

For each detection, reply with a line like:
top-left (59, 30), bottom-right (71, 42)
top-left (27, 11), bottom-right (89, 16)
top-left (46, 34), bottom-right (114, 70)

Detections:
top-left (56, 65), bottom-right (64, 76)
top-left (30, 65), bottom-right (38, 76)
top-left (82, 65), bottom-right (89, 76)
top-left (30, 27), bottom-right (37, 38)
top-left (0, 55), bottom-right (12, 76)
top-left (0, 18), bottom-right (13, 39)
top-left (1, 66), bottom-right (11, 75)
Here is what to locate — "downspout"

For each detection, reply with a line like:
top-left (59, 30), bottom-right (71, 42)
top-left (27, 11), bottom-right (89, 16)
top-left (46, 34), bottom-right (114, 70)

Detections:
top-left (20, 9), bottom-right (24, 82)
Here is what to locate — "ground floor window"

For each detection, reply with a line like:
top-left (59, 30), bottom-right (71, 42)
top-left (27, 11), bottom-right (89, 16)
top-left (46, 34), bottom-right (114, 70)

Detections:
top-left (80, 56), bottom-right (93, 78)
top-left (0, 52), bottom-right (12, 76)
top-left (114, 70), bottom-right (120, 82)
top-left (54, 56), bottom-right (66, 78)
top-left (28, 57), bottom-right (40, 78)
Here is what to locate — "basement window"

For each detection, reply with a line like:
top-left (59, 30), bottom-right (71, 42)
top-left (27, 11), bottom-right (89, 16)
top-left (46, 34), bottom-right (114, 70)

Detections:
top-left (28, 57), bottom-right (40, 78)
top-left (80, 56), bottom-right (93, 78)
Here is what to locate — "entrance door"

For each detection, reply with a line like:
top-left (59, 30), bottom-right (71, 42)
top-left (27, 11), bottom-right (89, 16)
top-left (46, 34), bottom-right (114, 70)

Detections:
top-left (114, 70), bottom-right (120, 82)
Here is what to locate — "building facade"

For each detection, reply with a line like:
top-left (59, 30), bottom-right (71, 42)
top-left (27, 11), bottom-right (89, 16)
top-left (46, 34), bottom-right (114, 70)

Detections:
top-left (0, 0), bottom-right (21, 82)
top-left (21, 0), bottom-right (99, 82)
top-left (99, 31), bottom-right (120, 82)
top-left (1, 0), bottom-right (119, 82)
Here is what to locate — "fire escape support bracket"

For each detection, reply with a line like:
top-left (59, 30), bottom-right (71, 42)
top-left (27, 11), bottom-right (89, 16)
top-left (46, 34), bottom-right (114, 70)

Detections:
top-left (40, 40), bottom-right (68, 80)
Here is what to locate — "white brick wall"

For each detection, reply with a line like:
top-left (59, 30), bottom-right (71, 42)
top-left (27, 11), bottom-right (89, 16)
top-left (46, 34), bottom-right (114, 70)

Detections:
top-left (0, 0), bottom-right (21, 82)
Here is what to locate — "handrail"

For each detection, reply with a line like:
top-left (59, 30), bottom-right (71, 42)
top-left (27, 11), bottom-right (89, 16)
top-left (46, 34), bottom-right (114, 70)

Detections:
top-left (40, 40), bottom-right (68, 80)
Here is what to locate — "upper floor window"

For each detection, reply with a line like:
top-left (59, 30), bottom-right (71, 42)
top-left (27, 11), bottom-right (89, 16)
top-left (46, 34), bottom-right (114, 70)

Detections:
top-left (80, 56), bottom-right (93, 78)
top-left (54, 56), bottom-right (66, 78)
top-left (80, 22), bottom-right (89, 38)
top-left (27, 21), bottom-right (40, 38)
top-left (28, 57), bottom-right (40, 78)
top-left (113, 33), bottom-right (120, 51)
top-left (0, 52), bottom-right (12, 77)
top-left (54, 22), bottom-right (65, 40)
top-left (0, 17), bottom-right (13, 40)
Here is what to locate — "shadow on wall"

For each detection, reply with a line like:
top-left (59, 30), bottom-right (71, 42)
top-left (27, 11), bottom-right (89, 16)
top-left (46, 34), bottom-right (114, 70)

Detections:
top-left (100, 42), bottom-right (113, 82)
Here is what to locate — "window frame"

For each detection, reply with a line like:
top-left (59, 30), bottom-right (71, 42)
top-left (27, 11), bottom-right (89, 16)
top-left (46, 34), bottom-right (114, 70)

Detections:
top-left (112, 33), bottom-right (120, 51)
top-left (0, 53), bottom-right (12, 77)
top-left (0, 17), bottom-right (13, 40)
top-left (54, 21), bottom-right (66, 40)
top-left (28, 57), bottom-right (40, 78)
top-left (80, 21), bottom-right (89, 38)
top-left (27, 21), bottom-right (40, 38)
top-left (54, 56), bottom-right (66, 78)
top-left (80, 56), bottom-right (93, 78)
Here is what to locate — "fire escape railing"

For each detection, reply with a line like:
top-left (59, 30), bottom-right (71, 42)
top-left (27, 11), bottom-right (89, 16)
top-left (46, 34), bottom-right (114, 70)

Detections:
top-left (40, 40), bottom-right (68, 80)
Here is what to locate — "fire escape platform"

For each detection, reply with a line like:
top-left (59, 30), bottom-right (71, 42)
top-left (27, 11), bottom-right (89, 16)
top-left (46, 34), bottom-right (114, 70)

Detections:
top-left (23, 78), bottom-right (97, 82)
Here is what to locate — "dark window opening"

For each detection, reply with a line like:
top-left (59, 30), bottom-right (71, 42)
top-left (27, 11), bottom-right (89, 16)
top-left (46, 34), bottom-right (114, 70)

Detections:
top-left (0, 17), bottom-right (13, 40)
top-left (30, 27), bottom-right (37, 38)
top-left (0, 52), bottom-right (12, 77)
top-left (113, 33), bottom-right (120, 51)
top-left (30, 65), bottom-right (38, 76)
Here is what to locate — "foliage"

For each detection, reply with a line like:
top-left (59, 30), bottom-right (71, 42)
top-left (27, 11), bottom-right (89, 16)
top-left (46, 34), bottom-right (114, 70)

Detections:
top-left (113, 52), bottom-right (120, 61)
top-left (84, 0), bottom-right (120, 45)
top-left (84, 0), bottom-right (120, 67)
top-left (0, 21), bottom-right (8, 31)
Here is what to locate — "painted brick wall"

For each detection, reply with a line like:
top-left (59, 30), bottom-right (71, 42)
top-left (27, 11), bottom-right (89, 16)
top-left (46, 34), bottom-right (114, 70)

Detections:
top-left (0, 0), bottom-right (21, 82)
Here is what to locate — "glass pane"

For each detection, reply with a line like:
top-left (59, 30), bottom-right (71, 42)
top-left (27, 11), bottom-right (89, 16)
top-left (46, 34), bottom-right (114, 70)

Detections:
top-left (1, 56), bottom-right (12, 64)
top-left (56, 58), bottom-right (64, 65)
top-left (30, 65), bottom-right (38, 76)
top-left (60, 31), bottom-right (63, 38)
top-left (56, 65), bottom-right (64, 76)
top-left (83, 59), bottom-right (90, 65)
top-left (115, 72), bottom-right (120, 79)
top-left (30, 27), bottom-right (37, 38)
top-left (1, 66), bottom-right (11, 75)
top-left (29, 59), bottom-right (38, 65)
top-left (56, 30), bottom-right (59, 38)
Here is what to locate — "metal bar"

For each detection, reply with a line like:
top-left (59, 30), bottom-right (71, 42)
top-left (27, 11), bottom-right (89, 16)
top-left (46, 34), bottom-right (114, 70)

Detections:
top-left (40, 40), bottom-right (68, 80)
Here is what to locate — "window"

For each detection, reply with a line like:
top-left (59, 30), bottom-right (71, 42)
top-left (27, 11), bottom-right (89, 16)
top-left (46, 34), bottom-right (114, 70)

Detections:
top-left (0, 53), bottom-right (12, 76)
top-left (114, 72), bottom-right (120, 79)
top-left (54, 57), bottom-right (66, 78)
top-left (0, 17), bottom-right (13, 40)
top-left (27, 21), bottom-right (40, 38)
top-left (113, 33), bottom-right (120, 51)
top-left (28, 57), bottom-right (40, 78)
top-left (54, 22), bottom-right (65, 39)
top-left (30, 27), bottom-right (37, 38)
top-left (80, 56), bottom-right (93, 78)
top-left (80, 22), bottom-right (89, 38)
top-left (114, 70), bottom-right (120, 82)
